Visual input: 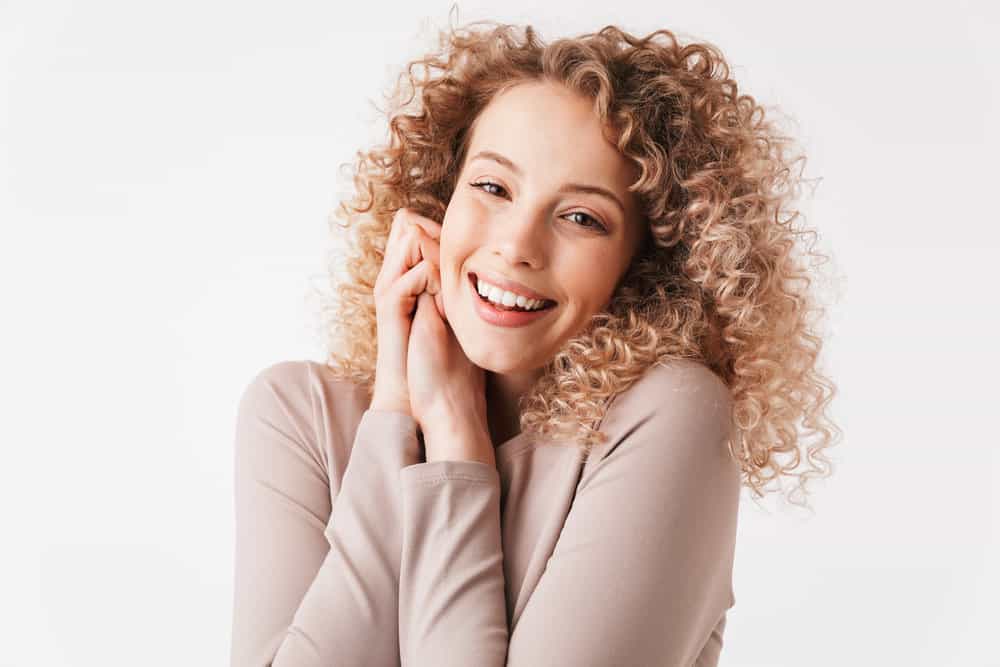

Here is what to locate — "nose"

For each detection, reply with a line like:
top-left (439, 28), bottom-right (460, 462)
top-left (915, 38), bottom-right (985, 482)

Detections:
top-left (488, 207), bottom-right (549, 269)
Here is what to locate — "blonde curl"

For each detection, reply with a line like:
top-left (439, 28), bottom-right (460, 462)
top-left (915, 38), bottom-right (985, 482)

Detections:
top-left (311, 15), bottom-right (842, 510)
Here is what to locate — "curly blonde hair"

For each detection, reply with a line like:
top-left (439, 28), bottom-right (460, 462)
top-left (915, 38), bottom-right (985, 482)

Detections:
top-left (312, 16), bottom-right (841, 509)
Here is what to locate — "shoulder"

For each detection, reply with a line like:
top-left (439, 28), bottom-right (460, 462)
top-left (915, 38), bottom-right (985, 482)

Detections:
top-left (236, 359), bottom-right (370, 437)
top-left (584, 359), bottom-right (736, 480)
top-left (634, 358), bottom-right (731, 407)
top-left (603, 358), bottom-right (733, 438)
top-left (575, 360), bottom-right (742, 583)
top-left (234, 359), bottom-right (373, 469)
top-left (241, 358), bottom-right (312, 390)
top-left (240, 359), bottom-right (366, 403)
top-left (237, 359), bottom-right (315, 413)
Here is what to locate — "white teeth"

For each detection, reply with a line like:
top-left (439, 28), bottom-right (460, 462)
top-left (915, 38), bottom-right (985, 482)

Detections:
top-left (476, 277), bottom-right (548, 310)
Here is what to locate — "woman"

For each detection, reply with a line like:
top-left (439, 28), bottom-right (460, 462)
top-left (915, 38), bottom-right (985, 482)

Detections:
top-left (230, 18), bottom-right (839, 666)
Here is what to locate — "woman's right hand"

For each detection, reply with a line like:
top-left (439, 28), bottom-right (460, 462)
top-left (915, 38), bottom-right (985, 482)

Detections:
top-left (369, 207), bottom-right (444, 417)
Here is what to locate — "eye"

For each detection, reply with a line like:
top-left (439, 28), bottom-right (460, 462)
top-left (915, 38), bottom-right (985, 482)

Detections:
top-left (469, 180), bottom-right (508, 198)
top-left (468, 180), bottom-right (609, 233)
top-left (563, 211), bottom-right (607, 232)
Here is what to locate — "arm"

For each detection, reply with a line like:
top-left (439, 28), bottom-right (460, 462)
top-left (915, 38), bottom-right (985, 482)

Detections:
top-left (230, 361), bottom-right (421, 666)
top-left (397, 457), bottom-right (508, 665)
top-left (396, 364), bottom-right (741, 667)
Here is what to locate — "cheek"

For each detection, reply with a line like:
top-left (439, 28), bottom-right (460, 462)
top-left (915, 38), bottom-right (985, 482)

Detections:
top-left (561, 259), bottom-right (620, 311)
top-left (441, 207), bottom-right (481, 261)
top-left (447, 191), bottom-right (495, 229)
top-left (438, 233), bottom-right (468, 291)
top-left (438, 227), bottom-right (458, 263)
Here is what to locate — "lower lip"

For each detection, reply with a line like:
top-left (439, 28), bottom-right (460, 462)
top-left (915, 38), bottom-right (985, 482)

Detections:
top-left (469, 274), bottom-right (556, 328)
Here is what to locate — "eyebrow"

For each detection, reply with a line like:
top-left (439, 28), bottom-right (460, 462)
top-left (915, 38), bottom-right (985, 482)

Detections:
top-left (469, 149), bottom-right (626, 217)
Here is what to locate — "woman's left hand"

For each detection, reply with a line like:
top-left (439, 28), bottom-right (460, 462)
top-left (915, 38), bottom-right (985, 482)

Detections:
top-left (407, 291), bottom-right (492, 464)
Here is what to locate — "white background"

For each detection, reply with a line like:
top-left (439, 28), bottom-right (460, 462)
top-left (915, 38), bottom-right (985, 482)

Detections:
top-left (2, 1), bottom-right (997, 665)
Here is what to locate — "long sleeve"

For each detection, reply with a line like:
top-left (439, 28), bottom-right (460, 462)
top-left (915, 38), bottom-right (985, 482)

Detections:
top-left (396, 363), bottom-right (741, 667)
top-left (397, 460), bottom-right (508, 665)
top-left (230, 361), bottom-right (421, 666)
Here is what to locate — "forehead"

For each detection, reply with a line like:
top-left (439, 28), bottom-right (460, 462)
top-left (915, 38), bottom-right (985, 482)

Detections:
top-left (464, 81), bottom-right (637, 193)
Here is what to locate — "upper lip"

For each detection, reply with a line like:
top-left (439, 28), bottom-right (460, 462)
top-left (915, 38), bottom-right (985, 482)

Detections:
top-left (470, 269), bottom-right (556, 303)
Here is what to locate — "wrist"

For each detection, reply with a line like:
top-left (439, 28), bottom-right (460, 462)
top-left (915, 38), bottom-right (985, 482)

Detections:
top-left (421, 418), bottom-right (494, 466)
top-left (422, 395), bottom-right (487, 435)
top-left (369, 393), bottom-right (411, 417)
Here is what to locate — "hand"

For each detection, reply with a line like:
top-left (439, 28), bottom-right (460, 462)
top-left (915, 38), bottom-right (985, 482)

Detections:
top-left (369, 208), bottom-right (446, 417)
top-left (407, 291), bottom-right (491, 465)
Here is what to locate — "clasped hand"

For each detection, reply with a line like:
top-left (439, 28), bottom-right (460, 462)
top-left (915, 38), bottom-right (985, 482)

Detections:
top-left (379, 209), bottom-right (491, 463)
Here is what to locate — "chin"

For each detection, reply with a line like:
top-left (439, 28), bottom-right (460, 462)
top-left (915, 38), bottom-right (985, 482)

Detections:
top-left (458, 343), bottom-right (501, 371)
top-left (452, 315), bottom-right (553, 372)
top-left (470, 347), bottom-right (544, 375)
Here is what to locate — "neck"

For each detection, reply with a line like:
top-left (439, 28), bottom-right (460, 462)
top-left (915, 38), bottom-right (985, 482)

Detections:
top-left (485, 367), bottom-right (543, 446)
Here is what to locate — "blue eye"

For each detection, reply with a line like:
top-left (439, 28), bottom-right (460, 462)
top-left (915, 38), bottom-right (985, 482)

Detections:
top-left (468, 180), bottom-right (608, 233)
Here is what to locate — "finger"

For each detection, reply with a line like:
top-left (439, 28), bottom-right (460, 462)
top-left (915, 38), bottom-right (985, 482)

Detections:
top-left (392, 258), bottom-right (436, 315)
top-left (430, 258), bottom-right (443, 299)
top-left (415, 292), bottom-right (442, 328)
top-left (378, 210), bottom-right (441, 300)
top-left (394, 215), bottom-right (439, 266)
top-left (397, 206), bottom-right (442, 241)
top-left (409, 214), bottom-right (442, 240)
top-left (386, 207), bottom-right (411, 255)
top-left (379, 223), bottom-right (425, 293)
top-left (389, 208), bottom-right (440, 256)
top-left (381, 209), bottom-right (419, 285)
top-left (418, 233), bottom-right (440, 268)
top-left (424, 258), bottom-right (440, 295)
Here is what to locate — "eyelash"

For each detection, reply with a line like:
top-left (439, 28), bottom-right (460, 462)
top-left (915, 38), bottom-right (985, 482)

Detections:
top-left (468, 180), bottom-right (608, 233)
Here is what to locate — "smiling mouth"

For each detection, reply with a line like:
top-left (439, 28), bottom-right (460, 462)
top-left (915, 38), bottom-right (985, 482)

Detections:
top-left (468, 273), bottom-right (557, 311)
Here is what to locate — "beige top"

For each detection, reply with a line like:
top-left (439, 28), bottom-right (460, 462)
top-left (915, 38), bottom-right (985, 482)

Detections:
top-left (230, 357), bottom-right (741, 666)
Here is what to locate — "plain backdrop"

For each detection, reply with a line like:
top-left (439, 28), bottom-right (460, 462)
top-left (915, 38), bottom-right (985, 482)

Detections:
top-left (2, 1), bottom-right (997, 665)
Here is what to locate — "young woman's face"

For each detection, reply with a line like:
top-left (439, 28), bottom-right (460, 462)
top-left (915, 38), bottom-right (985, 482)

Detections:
top-left (440, 79), bottom-right (646, 374)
